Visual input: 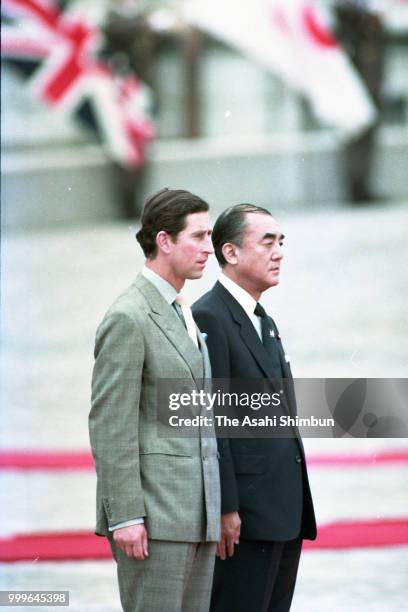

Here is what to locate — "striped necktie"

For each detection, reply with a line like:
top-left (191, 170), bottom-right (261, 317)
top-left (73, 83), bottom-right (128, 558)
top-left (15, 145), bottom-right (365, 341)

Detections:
top-left (173, 296), bottom-right (199, 348)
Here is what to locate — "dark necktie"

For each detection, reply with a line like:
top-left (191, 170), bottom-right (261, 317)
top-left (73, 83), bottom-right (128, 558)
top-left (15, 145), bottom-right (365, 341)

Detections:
top-left (254, 302), bottom-right (282, 375)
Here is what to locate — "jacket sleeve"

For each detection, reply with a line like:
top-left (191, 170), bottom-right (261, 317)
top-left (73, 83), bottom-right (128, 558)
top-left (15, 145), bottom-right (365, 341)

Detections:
top-left (89, 311), bottom-right (146, 528)
top-left (193, 308), bottom-right (240, 514)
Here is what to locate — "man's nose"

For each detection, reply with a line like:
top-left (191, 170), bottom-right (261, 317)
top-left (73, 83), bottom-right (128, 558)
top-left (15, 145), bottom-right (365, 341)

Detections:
top-left (205, 237), bottom-right (214, 254)
top-left (272, 245), bottom-right (283, 260)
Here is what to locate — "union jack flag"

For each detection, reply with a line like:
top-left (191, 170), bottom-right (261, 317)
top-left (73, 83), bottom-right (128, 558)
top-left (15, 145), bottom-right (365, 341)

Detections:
top-left (1, 0), bottom-right (155, 168)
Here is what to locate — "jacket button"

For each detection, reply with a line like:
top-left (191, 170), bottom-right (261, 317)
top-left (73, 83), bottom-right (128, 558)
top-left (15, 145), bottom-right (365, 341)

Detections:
top-left (295, 455), bottom-right (302, 463)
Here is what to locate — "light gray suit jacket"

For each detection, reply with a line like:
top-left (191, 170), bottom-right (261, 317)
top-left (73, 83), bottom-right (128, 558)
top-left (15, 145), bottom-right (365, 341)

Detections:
top-left (89, 274), bottom-right (220, 542)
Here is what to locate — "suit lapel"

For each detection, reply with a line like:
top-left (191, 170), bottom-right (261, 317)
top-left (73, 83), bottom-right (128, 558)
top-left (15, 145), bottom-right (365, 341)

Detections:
top-left (267, 315), bottom-right (298, 416)
top-left (269, 316), bottom-right (291, 378)
top-left (214, 282), bottom-right (278, 380)
top-left (135, 275), bottom-right (204, 386)
top-left (214, 282), bottom-right (294, 418)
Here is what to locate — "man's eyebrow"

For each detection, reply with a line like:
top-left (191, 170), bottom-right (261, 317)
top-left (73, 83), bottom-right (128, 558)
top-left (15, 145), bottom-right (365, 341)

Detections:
top-left (192, 229), bottom-right (212, 236)
top-left (262, 232), bottom-right (285, 241)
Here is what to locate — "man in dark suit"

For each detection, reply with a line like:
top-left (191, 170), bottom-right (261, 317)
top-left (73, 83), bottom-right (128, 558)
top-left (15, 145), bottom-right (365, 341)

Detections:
top-left (193, 204), bottom-right (316, 612)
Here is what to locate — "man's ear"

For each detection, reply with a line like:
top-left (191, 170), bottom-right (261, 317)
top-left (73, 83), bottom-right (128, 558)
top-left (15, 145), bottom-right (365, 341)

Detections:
top-left (156, 230), bottom-right (173, 254)
top-left (222, 243), bottom-right (238, 265)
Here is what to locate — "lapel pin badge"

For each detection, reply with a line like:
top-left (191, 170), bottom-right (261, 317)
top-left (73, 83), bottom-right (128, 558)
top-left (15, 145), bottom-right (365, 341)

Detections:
top-left (201, 332), bottom-right (208, 341)
top-left (269, 330), bottom-right (275, 337)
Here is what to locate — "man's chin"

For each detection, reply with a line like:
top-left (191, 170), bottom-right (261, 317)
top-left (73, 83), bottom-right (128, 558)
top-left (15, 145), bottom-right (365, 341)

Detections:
top-left (267, 276), bottom-right (280, 288)
top-left (187, 270), bottom-right (205, 280)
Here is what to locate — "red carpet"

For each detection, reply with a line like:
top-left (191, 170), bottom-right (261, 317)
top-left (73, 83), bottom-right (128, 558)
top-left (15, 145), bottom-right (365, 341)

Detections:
top-left (306, 450), bottom-right (408, 467)
top-left (303, 518), bottom-right (408, 550)
top-left (1, 519), bottom-right (407, 562)
top-left (0, 531), bottom-right (109, 562)
top-left (1, 450), bottom-right (407, 471)
top-left (0, 451), bottom-right (95, 471)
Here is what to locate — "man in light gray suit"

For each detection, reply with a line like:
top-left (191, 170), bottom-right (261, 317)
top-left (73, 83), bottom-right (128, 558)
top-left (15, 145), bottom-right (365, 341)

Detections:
top-left (89, 188), bottom-right (221, 612)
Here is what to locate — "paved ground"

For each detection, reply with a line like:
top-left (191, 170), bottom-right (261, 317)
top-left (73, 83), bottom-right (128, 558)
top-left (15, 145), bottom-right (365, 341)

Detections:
top-left (1, 201), bottom-right (407, 610)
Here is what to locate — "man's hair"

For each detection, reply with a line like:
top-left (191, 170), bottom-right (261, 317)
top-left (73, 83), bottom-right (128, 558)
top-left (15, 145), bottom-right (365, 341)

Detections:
top-left (212, 203), bottom-right (272, 267)
top-left (136, 188), bottom-right (209, 258)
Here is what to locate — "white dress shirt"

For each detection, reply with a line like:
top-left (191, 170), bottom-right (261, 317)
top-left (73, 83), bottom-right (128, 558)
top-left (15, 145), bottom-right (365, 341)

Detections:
top-left (219, 273), bottom-right (263, 340)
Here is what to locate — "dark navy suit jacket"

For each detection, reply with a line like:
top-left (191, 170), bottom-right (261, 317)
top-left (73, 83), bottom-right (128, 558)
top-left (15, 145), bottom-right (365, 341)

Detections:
top-left (193, 281), bottom-right (316, 541)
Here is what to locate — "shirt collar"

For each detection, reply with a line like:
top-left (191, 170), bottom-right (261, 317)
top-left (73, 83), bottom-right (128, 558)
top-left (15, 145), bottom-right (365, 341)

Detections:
top-left (219, 273), bottom-right (258, 319)
top-left (141, 266), bottom-right (178, 305)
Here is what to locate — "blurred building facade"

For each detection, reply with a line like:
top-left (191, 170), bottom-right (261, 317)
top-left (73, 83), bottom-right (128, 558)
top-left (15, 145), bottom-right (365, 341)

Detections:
top-left (1, 0), bottom-right (408, 228)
